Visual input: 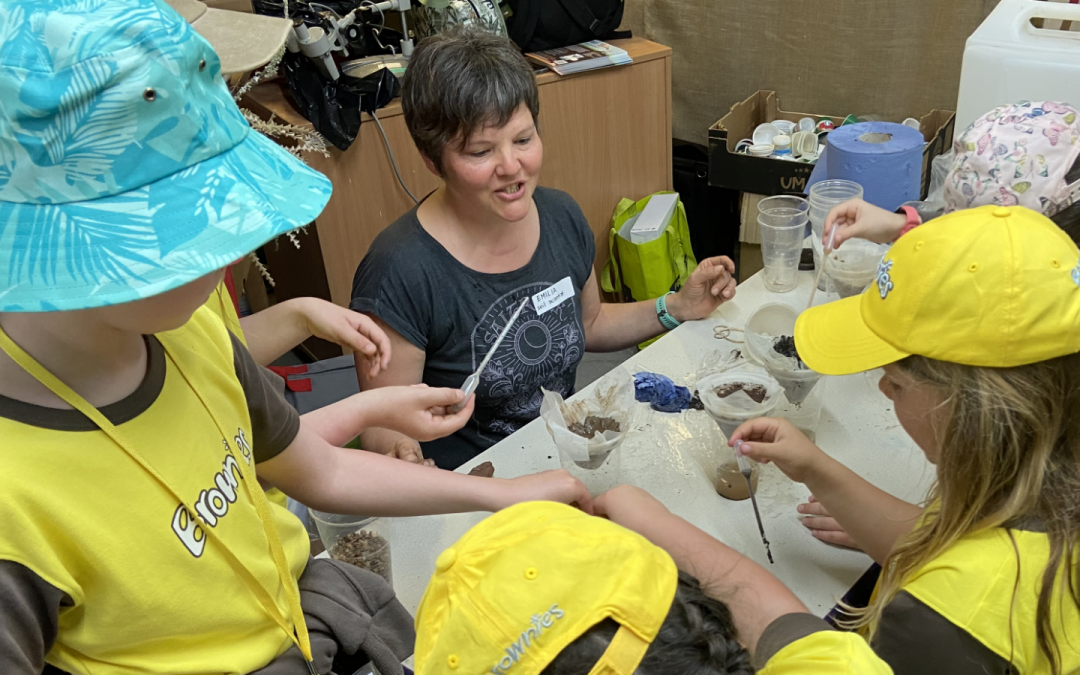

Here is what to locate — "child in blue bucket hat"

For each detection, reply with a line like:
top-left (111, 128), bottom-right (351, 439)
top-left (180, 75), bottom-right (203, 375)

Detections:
top-left (0, 2), bottom-right (592, 674)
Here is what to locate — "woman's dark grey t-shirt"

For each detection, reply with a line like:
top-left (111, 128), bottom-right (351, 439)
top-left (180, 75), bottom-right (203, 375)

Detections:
top-left (350, 187), bottom-right (594, 469)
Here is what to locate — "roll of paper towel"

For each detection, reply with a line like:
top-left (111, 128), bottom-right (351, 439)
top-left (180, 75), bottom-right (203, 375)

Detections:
top-left (808, 122), bottom-right (924, 211)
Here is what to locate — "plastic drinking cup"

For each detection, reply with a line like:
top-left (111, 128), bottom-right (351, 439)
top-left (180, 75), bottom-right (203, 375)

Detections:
top-left (309, 510), bottom-right (394, 586)
top-left (809, 180), bottom-right (864, 239)
top-left (758, 196), bottom-right (809, 293)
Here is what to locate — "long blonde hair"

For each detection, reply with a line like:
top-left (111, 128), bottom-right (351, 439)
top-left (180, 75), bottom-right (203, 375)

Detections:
top-left (852, 353), bottom-right (1080, 673)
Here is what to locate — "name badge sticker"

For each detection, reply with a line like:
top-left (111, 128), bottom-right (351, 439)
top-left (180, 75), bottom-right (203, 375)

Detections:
top-left (532, 277), bottom-right (574, 316)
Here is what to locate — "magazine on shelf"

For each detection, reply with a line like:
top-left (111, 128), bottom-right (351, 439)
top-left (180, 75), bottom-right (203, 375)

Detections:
top-left (525, 40), bottom-right (633, 76)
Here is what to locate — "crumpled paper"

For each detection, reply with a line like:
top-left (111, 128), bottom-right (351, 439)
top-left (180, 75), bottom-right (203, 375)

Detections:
top-left (633, 372), bottom-right (692, 413)
top-left (541, 367), bottom-right (635, 465)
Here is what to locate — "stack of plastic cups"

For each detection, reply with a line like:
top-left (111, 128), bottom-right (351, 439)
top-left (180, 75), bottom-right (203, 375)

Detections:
top-left (808, 180), bottom-right (863, 290)
top-left (758, 195), bottom-right (810, 293)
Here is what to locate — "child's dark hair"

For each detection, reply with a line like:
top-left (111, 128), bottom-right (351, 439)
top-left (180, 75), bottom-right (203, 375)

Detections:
top-left (542, 572), bottom-right (754, 675)
top-left (1051, 156), bottom-right (1080, 244)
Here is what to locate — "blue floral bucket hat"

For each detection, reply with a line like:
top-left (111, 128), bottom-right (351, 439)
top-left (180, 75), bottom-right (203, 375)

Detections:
top-left (0, 0), bottom-right (332, 312)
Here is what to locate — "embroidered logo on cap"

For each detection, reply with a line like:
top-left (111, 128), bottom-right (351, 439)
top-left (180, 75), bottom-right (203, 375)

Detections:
top-left (1072, 257), bottom-right (1080, 286)
top-left (490, 604), bottom-right (565, 673)
top-left (876, 259), bottom-right (895, 299)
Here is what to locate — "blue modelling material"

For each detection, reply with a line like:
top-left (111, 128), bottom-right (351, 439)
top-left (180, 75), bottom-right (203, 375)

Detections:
top-left (634, 372), bottom-right (692, 413)
top-left (807, 122), bottom-right (924, 212)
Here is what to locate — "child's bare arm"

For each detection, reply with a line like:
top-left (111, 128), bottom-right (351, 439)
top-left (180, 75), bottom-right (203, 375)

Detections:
top-left (256, 422), bottom-right (593, 516)
top-left (730, 418), bottom-right (923, 564)
top-left (241, 298), bottom-right (390, 374)
top-left (300, 385), bottom-right (471, 449)
top-left (594, 486), bottom-right (807, 655)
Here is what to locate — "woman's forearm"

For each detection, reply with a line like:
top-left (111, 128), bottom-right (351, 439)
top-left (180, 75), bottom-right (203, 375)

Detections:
top-left (583, 300), bottom-right (667, 352)
top-left (802, 457), bottom-right (924, 564)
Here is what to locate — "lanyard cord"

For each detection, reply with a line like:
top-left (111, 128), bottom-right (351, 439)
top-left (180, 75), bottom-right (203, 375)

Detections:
top-left (0, 327), bottom-right (319, 675)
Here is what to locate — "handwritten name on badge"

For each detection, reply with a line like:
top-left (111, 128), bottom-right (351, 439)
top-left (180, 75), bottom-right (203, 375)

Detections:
top-left (532, 277), bottom-right (574, 316)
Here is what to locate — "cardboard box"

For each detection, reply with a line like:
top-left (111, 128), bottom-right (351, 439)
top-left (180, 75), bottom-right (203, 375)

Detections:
top-left (708, 91), bottom-right (955, 198)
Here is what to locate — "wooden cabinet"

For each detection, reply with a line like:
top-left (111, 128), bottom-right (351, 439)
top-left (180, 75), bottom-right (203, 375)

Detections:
top-left (245, 38), bottom-right (672, 307)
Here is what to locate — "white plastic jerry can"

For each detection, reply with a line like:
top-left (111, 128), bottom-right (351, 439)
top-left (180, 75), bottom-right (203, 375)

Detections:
top-left (956, 0), bottom-right (1080, 134)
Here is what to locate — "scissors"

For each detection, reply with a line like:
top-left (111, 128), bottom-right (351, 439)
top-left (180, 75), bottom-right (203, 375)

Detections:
top-left (713, 325), bottom-right (745, 343)
top-left (449, 297), bottom-right (530, 414)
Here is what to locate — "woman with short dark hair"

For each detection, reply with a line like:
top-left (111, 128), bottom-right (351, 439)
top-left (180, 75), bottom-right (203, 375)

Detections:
top-left (350, 28), bottom-right (736, 469)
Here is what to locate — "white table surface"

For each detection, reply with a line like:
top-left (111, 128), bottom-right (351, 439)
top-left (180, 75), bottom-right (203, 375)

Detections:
top-left (385, 270), bottom-right (935, 617)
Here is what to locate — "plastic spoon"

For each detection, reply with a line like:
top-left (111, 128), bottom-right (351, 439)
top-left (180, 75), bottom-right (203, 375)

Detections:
top-left (449, 297), bottom-right (530, 414)
top-left (734, 441), bottom-right (774, 564)
top-left (807, 227), bottom-right (838, 310)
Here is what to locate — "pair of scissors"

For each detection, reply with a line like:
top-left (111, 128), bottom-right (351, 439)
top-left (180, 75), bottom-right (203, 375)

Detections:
top-left (713, 325), bottom-right (744, 343)
top-left (449, 297), bottom-right (530, 414)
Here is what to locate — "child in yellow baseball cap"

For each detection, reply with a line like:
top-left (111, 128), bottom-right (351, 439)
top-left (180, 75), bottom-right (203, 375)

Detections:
top-left (413, 498), bottom-right (893, 675)
top-left (731, 205), bottom-right (1080, 674)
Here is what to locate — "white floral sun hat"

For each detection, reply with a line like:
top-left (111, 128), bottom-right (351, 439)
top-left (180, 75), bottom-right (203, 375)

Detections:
top-left (0, 0), bottom-right (332, 312)
top-left (944, 101), bottom-right (1080, 217)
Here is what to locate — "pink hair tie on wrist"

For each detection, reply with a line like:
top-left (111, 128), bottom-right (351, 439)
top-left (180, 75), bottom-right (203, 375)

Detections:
top-left (899, 205), bottom-right (921, 237)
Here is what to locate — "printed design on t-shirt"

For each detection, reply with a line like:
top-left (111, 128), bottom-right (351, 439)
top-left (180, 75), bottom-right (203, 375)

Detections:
top-left (471, 284), bottom-right (584, 439)
top-left (171, 428), bottom-right (251, 558)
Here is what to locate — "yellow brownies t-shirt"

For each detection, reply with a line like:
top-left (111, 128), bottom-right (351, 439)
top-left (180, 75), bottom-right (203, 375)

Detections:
top-left (0, 308), bottom-right (309, 674)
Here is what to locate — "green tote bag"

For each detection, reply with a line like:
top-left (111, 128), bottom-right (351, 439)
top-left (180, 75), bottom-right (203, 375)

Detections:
top-left (601, 192), bottom-right (697, 303)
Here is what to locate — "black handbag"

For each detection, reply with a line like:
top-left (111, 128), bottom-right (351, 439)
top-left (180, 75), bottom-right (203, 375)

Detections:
top-left (505, 0), bottom-right (628, 51)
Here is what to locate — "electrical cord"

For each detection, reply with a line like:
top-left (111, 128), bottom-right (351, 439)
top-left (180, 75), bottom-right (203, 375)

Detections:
top-left (370, 108), bottom-right (418, 204)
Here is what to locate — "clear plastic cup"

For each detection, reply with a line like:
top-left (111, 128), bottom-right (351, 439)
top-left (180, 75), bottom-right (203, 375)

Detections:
top-left (309, 510), bottom-right (393, 586)
top-left (809, 179), bottom-right (864, 240)
top-left (811, 235), bottom-right (885, 298)
top-left (758, 196), bottom-right (809, 293)
top-left (698, 370), bottom-right (782, 439)
top-left (775, 382), bottom-right (824, 443)
top-left (715, 444), bottom-right (759, 502)
top-left (561, 445), bottom-right (622, 497)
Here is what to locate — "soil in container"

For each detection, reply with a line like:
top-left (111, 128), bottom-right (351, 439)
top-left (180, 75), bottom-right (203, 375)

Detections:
top-left (569, 415), bottom-right (621, 438)
top-left (773, 335), bottom-right (800, 361)
top-left (715, 383), bottom-right (768, 404)
top-left (716, 460), bottom-right (759, 501)
top-left (331, 530), bottom-right (391, 583)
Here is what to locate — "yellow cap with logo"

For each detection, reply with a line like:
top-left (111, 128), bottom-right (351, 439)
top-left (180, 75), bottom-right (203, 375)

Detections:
top-left (413, 502), bottom-right (678, 675)
top-left (796, 205), bottom-right (1080, 375)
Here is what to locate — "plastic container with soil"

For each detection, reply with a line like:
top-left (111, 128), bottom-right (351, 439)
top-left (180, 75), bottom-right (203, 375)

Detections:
top-left (309, 510), bottom-right (393, 586)
top-left (744, 303), bottom-right (799, 367)
top-left (540, 368), bottom-right (636, 496)
top-left (715, 443), bottom-right (760, 502)
top-left (746, 306), bottom-right (826, 423)
top-left (811, 236), bottom-right (887, 299)
top-left (697, 369), bottom-right (782, 439)
top-left (760, 329), bottom-right (825, 414)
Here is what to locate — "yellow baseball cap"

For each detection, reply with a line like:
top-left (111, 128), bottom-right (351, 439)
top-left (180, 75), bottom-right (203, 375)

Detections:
top-left (796, 205), bottom-right (1080, 375)
top-left (414, 502), bottom-right (678, 675)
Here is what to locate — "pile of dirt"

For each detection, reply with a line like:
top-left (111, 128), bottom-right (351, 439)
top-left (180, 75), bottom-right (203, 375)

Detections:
top-left (569, 415), bottom-right (621, 438)
top-left (714, 382), bottom-right (768, 404)
top-left (467, 461), bottom-right (495, 478)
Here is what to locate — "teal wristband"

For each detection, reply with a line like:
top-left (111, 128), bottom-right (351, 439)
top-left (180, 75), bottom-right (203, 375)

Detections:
top-left (656, 291), bottom-right (681, 331)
